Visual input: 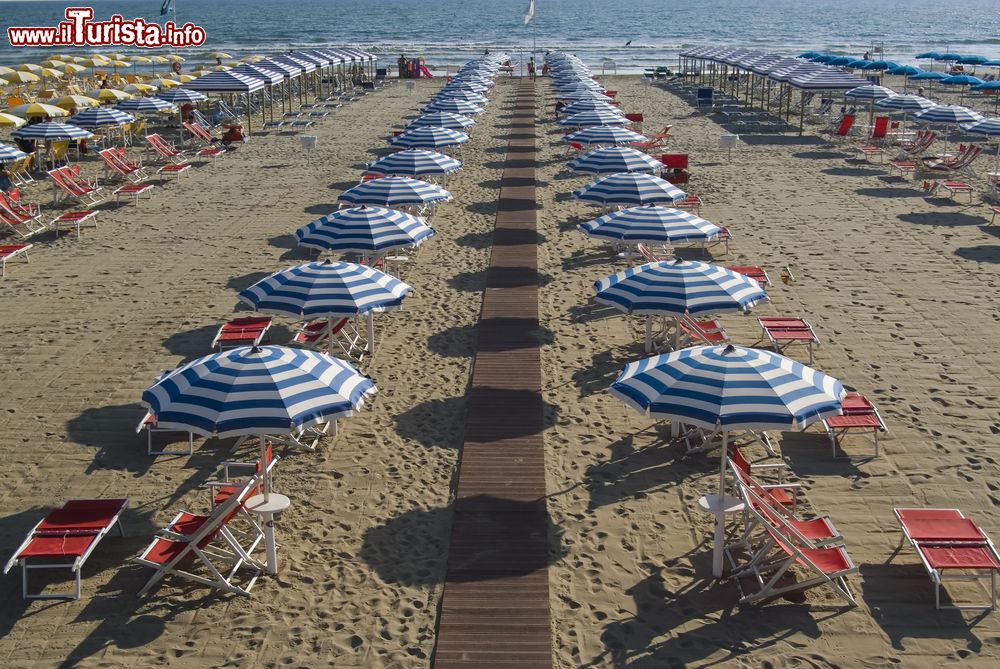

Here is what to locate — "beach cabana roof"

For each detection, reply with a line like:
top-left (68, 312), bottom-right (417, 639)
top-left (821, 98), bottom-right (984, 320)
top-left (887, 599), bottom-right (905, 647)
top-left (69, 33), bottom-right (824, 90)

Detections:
top-left (270, 55), bottom-right (315, 73)
top-left (231, 64), bottom-right (284, 85)
top-left (183, 71), bottom-right (265, 93)
top-left (788, 70), bottom-right (867, 90)
top-left (255, 59), bottom-right (303, 78)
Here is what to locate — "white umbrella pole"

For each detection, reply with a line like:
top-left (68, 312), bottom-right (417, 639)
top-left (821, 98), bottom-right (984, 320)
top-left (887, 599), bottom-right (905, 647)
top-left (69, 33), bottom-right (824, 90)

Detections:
top-left (260, 433), bottom-right (270, 502)
top-left (713, 430), bottom-right (729, 578)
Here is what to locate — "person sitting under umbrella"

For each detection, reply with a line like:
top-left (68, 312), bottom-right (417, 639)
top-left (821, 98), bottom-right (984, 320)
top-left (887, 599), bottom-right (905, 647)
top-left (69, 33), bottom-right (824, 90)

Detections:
top-left (212, 124), bottom-right (245, 149)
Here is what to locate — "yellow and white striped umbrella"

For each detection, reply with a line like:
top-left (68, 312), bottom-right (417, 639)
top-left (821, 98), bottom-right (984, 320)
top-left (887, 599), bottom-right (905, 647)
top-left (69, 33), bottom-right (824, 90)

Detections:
top-left (208, 52), bottom-right (233, 59)
top-left (86, 88), bottom-right (133, 102)
top-left (124, 83), bottom-right (157, 95)
top-left (166, 54), bottom-right (186, 63)
top-left (80, 57), bottom-right (111, 68)
top-left (18, 63), bottom-right (43, 73)
top-left (3, 71), bottom-right (41, 84)
top-left (177, 74), bottom-right (196, 83)
top-left (110, 60), bottom-right (131, 68)
top-left (60, 63), bottom-right (88, 74)
top-left (39, 68), bottom-right (65, 79)
top-left (55, 94), bottom-right (101, 109)
top-left (0, 112), bottom-right (27, 128)
top-left (0, 66), bottom-right (15, 76)
top-left (42, 58), bottom-right (67, 68)
top-left (150, 78), bottom-right (180, 89)
top-left (150, 56), bottom-right (170, 64)
top-left (128, 55), bottom-right (153, 64)
top-left (5, 102), bottom-right (69, 118)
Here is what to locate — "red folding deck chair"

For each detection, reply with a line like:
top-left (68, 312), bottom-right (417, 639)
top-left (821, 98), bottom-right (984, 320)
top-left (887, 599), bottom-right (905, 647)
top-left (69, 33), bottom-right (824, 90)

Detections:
top-left (290, 318), bottom-right (364, 359)
top-left (99, 147), bottom-right (150, 184)
top-left (854, 116), bottom-right (890, 161)
top-left (678, 313), bottom-right (730, 346)
top-left (143, 134), bottom-right (194, 180)
top-left (832, 114), bottom-right (856, 140)
top-left (0, 200), bottom-right (49, 240)
top-left (727, 264), bottom-right (770, 287)
top-left (4, 498), bottom-right (128, 599)
top-left (211, 316), bottom-right (273, 351)
top-left (0, 189), bottom-right (40, 222)
top-left (730, 449), bottom-right (799, 509)
top-left (0, 243), bottom-right (32, 277)
top-left (821, 392), bottom-right (887, 458)
top-left (895, 508), bottom-right (1000, 610)
top-left (47, 166), bottom-right (105, 205)
top-left (733, 478), bottom-right (843, 550)
top-left (758, 316), bottom-right (820, 363)
top-left (674, 194), bottom-right (703, 214)
top-left (206, 443), bottom-right (279, 507)
top-left (51, 210), bottom-right (99, 238)
top-left (924, 179), bottom-right (975, 202)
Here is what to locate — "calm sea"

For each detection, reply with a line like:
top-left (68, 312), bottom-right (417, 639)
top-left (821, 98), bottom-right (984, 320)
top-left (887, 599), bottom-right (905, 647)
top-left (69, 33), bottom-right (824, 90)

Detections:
top-left (2, 0), bottom-right (999, 73)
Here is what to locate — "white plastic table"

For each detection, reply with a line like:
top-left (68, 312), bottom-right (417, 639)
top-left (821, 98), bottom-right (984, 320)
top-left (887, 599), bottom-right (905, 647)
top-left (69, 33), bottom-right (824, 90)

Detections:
top-left (245, 493), bottom-right (291, 575)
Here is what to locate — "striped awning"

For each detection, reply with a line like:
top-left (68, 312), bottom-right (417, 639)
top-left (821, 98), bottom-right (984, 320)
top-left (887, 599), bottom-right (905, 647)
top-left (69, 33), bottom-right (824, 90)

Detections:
top-left (182, 71), bottom-right (265, 93)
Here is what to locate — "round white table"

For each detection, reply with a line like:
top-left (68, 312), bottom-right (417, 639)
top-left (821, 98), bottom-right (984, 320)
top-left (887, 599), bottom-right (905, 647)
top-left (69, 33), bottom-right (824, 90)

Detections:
top-left (698, 494), bottom-right (745, 578)
top-left (245, 493), bottom-right (291, 575)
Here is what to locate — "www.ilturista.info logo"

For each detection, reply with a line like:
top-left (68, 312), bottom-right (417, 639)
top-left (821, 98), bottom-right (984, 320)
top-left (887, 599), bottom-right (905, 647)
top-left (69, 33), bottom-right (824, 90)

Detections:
top-left (6, 7), bottom-right (206, 48)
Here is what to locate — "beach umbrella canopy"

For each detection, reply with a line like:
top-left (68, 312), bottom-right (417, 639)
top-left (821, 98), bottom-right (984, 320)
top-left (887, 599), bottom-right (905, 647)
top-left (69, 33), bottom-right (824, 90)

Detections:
top-left (558, 109), bottom-right (630, 127)
top-left (443, 82), bottom-right (490, 94)
top-left (940, 74), bottom-right (985, 87)
top-left (86, 89), bottom-right (133, 102)
top-left (985, 60), bottom-right (1000, 67)
top-left (875, 94), bottom-right (936, 111)
top-left (916, 52), bottom-right (942, 60)
top-left (971, 81), bottom-right (1000, 91)
top-left (5, 103), bottom-right (69, 118)
top-left (0, 114), bottom-right (27, 129)
top-left (560, 99), bottom-right (623, 116)
top-left (961, 117), bottom-right (1000, 169)
top-left (609, 344), bottom-right (845, 577)
top-left (295, 205), bottom-right (436, 253)
top-left (862, 60), bottom-right (899, 71)
top-left (798, 51), bottom-right (823, 59)
top-left (142, 345), bottom-right (375, 496)
top-left (845, 59), bottom-right (873, 69)
top-left (3, 71), bottom-right (40, 84)
top-left (0, 143), bottom-right (29, 160)
top-left (423, 99), bottom-right (485, 115)
top-left (0, 66), bottom-right (15, 76)
top-left (594, 259), bottom-right (767, 316)
top-left (60, 63), bottom-right (88, 74)
top-left (827, 56), bottom-right (854, 66)
top-left (116, 97), bottom-right (178, 114)
top-left (12, 121), bottom-right (93, 140)
top-left (238, 260), bottom-right (412, 319)
top-left (568, 146), bottom-right (663, 174)
top-left (564, 126), bottom-right (648, 146)
top-left (388, 126), bottom-right (469, 149)
top-left (231, 64), bottom-right (284, 85)
top-left (54, 94), bottom-right (100, 110)
top-left (810, 55), bottom-right (836, 63)
top-left (208, 52), bottom-right (233, 60)
top-left (433, 89), bottom-right (488, 104)
top-left (408, 111), bottom-right (476, 130)
top-left (889, 65), bottom-right (922, 77)
top-left (39, 68), bottom-right (65, 80)
top-left (910, 71), bottom-right (948, 80)
top-left (183, 70), bottom-right (265, 93)
top-left (844, 84), bottom-right (895, 100)
top-left (579, 205), bottom-right (722, 244)
top-left (366, 149), bottom-right (463, 177)
top-left (338, 176), bottom-right (452, 207)
top-left (574, 172), bottom-right (687, 206)
top-left (155, 88), bottom-right (209, 103)
top-left (123, 83), bottom-right (158, 96)
top-left (69, 107), bottom-right (135, 128)
top-left (554, 90), bottom-right (614, 101)
top-left (913, 105), bottom-right (984, 124)
top-left (957, 55), bottom-right (988, 65)
top-left (149, 77), bottom-right (181, 89)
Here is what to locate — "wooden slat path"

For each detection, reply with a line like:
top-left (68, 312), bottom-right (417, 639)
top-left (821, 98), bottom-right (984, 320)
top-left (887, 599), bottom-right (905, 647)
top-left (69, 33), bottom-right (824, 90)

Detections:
top-left (432, 81), bottom-right (551, 668)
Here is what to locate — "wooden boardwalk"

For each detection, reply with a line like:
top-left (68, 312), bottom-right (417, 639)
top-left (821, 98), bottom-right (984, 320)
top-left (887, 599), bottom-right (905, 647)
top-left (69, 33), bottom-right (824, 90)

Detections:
top-left (432, 82), bottom-right (552, 668)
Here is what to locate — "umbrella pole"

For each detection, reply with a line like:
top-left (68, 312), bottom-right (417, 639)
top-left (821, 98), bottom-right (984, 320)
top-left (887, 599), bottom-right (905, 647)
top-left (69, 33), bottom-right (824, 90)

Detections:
top-left (674, 316), bottom-right (681, 350)
top-left (260, 433), bottom-right (270, 502)
top-left (367, 313), bottom-right (375, 356)
top-left (326, 318), bottom-right (334, 355)
top-left (712, 430), bottom-right (729, 578)
top-left (799, 95), bottom-right (805, 136)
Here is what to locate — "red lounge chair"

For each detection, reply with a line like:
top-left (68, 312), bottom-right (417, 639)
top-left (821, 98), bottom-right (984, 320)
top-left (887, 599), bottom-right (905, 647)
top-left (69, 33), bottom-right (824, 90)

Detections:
top-left (821, 392), bottom-right (887, 458)
top-left (0, 201), bottom-right (48, 240)
top-left (678, 313), bottom-right (730, 346)
top-left (624, 112), bottom-right (644, 133)
top-left (207, 443), bottom-right (280, 507)
top-left (3, 498), bottom-right (128, 599)
top-left (730, 448), bottom-right (798, 509)
top-left (137, 371), bottom-right (195, 456)
top-left (895, 508), bottom-right (1000, 610)
top-left (888, 159), bottom-right (917, 176)
top-left (0, 189), bottom-right (40, 222)
top-left (674, 194), bottom-right (703, 214)
top-left (831, 114), bottom-right (856, 140)
top-left (727, 264), bottom-right (770, 287)
top-left (924, 179), bottom-right (974, 202)
top-left (114, 183), bottom-right (156, 206)
top-left (47, 166), bottom-right (104, 205)
top-left (732, 474), bottom-right (843, 549)
top-left (921, 144), bottom-right (983, 177)
top-left (759, 316), bottom-right (820, 363)
top-left (135, 475), bottom-right (266, 596)
top-left (51, 210), bottom-right (99, 238)
top-left (99, 147), bottom-right (150, 184)
top-left (0, 243), bottom-right (31, 277)
top-left (290, 318), bottom-right (364, 359)
top-left (211, 316), bottom-right (273, 351)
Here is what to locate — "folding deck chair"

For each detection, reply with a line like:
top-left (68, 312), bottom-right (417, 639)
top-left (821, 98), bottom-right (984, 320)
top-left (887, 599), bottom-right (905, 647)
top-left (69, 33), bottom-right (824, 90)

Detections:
top-left (0, 189), bottom-right (40, 222)
top-left (920, 145), bottom-right (983, 177)
top-left (730, 475), bottom-right (843, 552)
top-left (206, 443), bottom-right (279, 508)
top-left (47, 166), bottom-right (105, 205)
top-left (290, 318), bottom-right (364, 359)
top-left (727, 264), bottom-right (770, 287)
top-left (4, 498), bottom-right (128, 599)
top-left (830, 114), bottom-right (856, 141)
top-left (729, 448), bottom-right (798, 509)
top-left (924, 179), bottom-right (975, 203)
top-left (758, 316), bottom-right (820, 363)
top-left (674, 194), bottom-right (704, 215)
top-left (821, 392), bottom-right (887, 459)
top-left (135, 475), bottom-right (266, 596)
top-left (143, 134), bottom-right (194, 181)
top-left (0, 201), bottom-right (49, 240)
top-left (0, 243), bottom-right (32, 277)
top-left (211, 316), bottom-right (273, 351)
top-left (51, 210), bottom-right (99, 238)
top-left (854, 116), bottom-right (890, 161)
top-left (99, 147), bottom-right (151, 184)
top-left (894, 508), bottom-right (1000, 610)
top-left (677, 313), bottom-right (731, 346)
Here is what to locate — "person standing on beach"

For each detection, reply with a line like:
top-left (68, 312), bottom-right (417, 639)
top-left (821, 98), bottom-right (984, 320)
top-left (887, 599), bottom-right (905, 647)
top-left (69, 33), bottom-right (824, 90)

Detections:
top-left (398, 54), bottom-right (408, 79)
top-left (528, 57), bottom-right (536, 79)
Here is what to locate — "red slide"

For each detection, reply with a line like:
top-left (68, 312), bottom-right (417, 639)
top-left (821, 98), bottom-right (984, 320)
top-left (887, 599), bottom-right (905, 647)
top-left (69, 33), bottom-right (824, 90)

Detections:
top-left (419, 64), bottom-right (433, 78)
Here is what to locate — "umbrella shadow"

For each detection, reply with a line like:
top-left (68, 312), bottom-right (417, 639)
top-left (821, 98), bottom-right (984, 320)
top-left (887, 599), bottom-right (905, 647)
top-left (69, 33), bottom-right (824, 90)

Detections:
top-left (465, 201), bottom-right (498, 216)
top-left (302, 203), bottom-right (338, 216)
top-left (955, 245), bottom-right (1000, 263)
top-left (447, 267), bottom-right (554, 291)
top-left (564, 301), bottom-right (627, 325)
top-left (267, 233), bottom-right (299, 249)
top-left (792, 150), bottom-right (850, 160)
top-left (777, 428), bottom-right (870, 481)
top-left (359, 494), bottom-right (565, 587)
top-left (569, 347), bottom-right (630, 397)
top-left (226, 270), bottom-right (272, 294)
top-left (897, 212), bottom-right (985, 227)
top-left (427, 322), bottom-right (554, 358)
top-left (66, 403), bottom-right (161, 477)
top-left (820, 166), bottom-right (886, 178)
top-left (855, 186), bottom-right (923, 198)
top-left (328, 179), bottom-right (359, 192)
top-left (561, 248), bottom-right (617, 272)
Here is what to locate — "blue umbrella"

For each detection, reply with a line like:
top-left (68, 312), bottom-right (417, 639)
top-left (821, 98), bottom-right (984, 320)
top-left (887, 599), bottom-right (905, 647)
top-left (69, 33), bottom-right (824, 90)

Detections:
top-left (423, 99), bottom-right (485, 115)
top-left (568, 146), bottom-right (662, 174)
top-left (984, 60), bottom-right (1000, 67)
top-left (875, 94), bottom-right (935, 111)
top-left (563, 126), bottom-right (648, 146)
top-left (798, 51), bottom-right (823, 59)
top-left (888, 65), bottom-right (922, 77)
top-left (155, 88), bottom-right (209, 104)
top-left (574, 172), bottom-right (687, 206)
top-left (957, 55), bottom-right (988, 65)
top-left (69, 107), bottom-right (134, 128)
top-left (862, 60), bottom-right (899, 71)
top-left (913, 104), bottom-right (983, 124)
top-left (295, 205), bottom-right (435, 253)
top-left (845, 59), bottom-right (873, 69)
top-left (116, 97), bottom-right (177, 114)
top-left (557, 109), bottom-right (630, 127)
top-left (579, 205), bottom-right (722, 245)
top-left (972, 82), bottom-right (1000, 91)
top-left (388, 126), bottom-right (469, 149)
top-left (0, 143), bottom-right (28, 161)
top-left (366, 149), bottom-right (462, 177)
top-left (810, 55), bottom-right (836, 63)
top-left (915, 52), bottom-right (942, 60)
top-left (941, 74), bottom-right (985, 86)
top-left (142, 345), bottom-right (375, 497)
top-left (338, 176), bottom-right (452, 207)
top-left (845, 84), bottom-right (895, 100)
top-left (553, 90), bottom-right (612, 101)
top-left (827, 56), bottom-right (854, 66)
top-left (935, 53), bottom-right (963, 61)
top-left (909, 71), bottom-right (948, 80)
top-left (12, 121), bottom-right (92, 140)
top-left (407, 112), bottom-right (476, 130)
top-left (609, 344), bottom-right (845, 577)
top-left (961, 117), bottom-right (1000, 170)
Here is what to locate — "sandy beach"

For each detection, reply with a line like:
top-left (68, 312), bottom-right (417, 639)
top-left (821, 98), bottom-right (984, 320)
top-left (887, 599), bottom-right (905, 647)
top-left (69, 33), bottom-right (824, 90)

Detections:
top-left (2, 71), bottom-right (1000, 668)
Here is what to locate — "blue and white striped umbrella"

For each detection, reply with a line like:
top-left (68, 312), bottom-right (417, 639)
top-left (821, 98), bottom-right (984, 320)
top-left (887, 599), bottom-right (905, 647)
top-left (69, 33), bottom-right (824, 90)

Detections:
top-left (594, 259), bottom-right (767, 317)
top-left (367, 149), bottom-right (462, 176)
top-left (408, 111), bottom-right (476, 129)
top-left (553, 81), bottom-right (605, 93)
top-left (0, 143), bottom-right (28, 161)
top-left (560, 99), bottom-right (623, 116)
top-left (12, 121), bottom-right (92, 140)
top-left (69, 107), bottom-right (134, 128)
top-left (141, 345), bottom-right (375, 439)
top-left (444, 81), bottom-right (490, 93)
top-left (555, 90), bottom-right (614, 101)
top-left (609, 343), bottom-right (845, 576)
top-left (116, 96), bottom-right (177, 114)
top-left (238, 260), bottom-right (412, 318)
top-left (155, 87), bottom-right (209, 104)
top-left (558, 109), bottom-right (630, 127)
top-left (579, 205), bottom-right (722, 243)
top-left (575, 172), bottom-right (687, 206)
top-left (564, 126), bottom-right (648, 146)
top-left (568, 147), bottom-right (663, 174)
top-left (424, 99), bottom-right (485, 116)
top-left (339, 176), bottom-right (452, 206)
top-left (295, 206), bottom-right (436, 253)
top-left (913, 104), bottom-right (984, 124)
top-left (389, 126), bottom-right (469, 149)
top-left (875, 94), bottom-right (936, 111)
top-left (433, 89), bottom-right (488, 104)
top-left (844, 84), bottom-right (895, 100)
top-left (961, 117), bottom-right (1000, 136)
